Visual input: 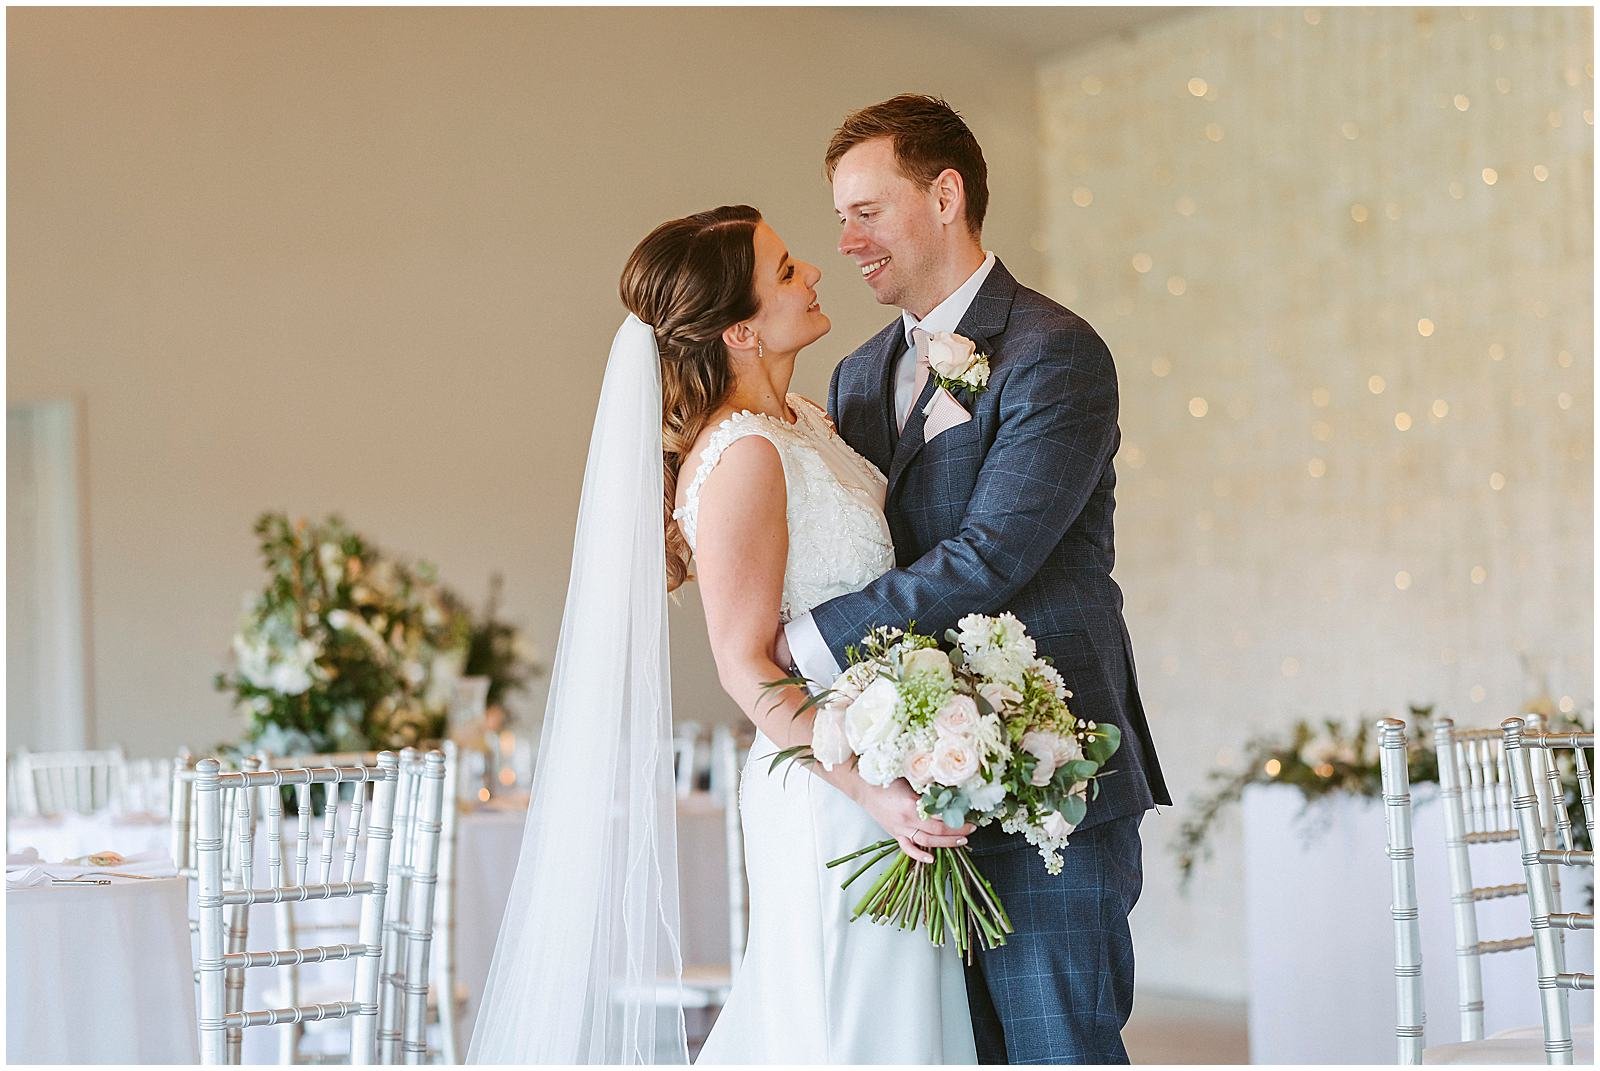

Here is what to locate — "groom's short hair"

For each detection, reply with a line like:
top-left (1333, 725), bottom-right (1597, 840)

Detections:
top-left (825, 94), bottom-right (989, 238)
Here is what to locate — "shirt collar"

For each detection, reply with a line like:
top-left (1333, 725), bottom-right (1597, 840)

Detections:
top-left (903, 251), bottom-right (997, 348)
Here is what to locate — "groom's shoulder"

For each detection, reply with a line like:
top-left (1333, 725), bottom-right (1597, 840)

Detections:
top-left (1003, 277), bottom-right (1112, 365)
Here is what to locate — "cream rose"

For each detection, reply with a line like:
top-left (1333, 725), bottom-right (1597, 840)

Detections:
top-left (933, 694), bottom-right (980, 738)
top-left (925, 331), bottom-right (979, 379)
top-left (930, 737), bottom-right (980, 786)
top-left (902, 749), bottom-right (938, 792)
top-left (901, 646), bottom-right (954, 686)
top-left (977, 681), bottom-right (1022, 714)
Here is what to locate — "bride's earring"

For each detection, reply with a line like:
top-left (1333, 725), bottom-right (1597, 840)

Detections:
top-left (756, 335), bottom-right (766, 360)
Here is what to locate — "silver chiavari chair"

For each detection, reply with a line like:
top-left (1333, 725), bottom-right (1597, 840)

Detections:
top-left (117, 755), bottom-right (173, 816)
top-left (429, 742), bottom-right (464, 1063)
top-left (708, 724), bottom-right (749, 973)
top-left (674, 721), bottom-right (704, 798)
top-left (11, 745), bottom-right (126, 816)
top-left (1501, 717), bottom-right (1595, 1065)
top-left (388, 750), bottom-right (447, 1064)
top-left (194, 752), bottom-right (400, 1065)
top-left (258, 745), bottom-right (457, 1063)
top-left (1433, 718), bottom-right (1539, 1041)
top-left (1378, 718), bottom-right (1426, 1063)
top-left (1384, 718), bottom-right (1594, 1065)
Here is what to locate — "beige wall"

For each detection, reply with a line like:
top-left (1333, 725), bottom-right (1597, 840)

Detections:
top-left (7, 6), bottom-right (1048, 756)
top-left (1040, 6), bottom-right (1593, 997)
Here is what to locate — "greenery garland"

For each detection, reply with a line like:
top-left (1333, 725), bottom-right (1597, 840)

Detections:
top-left (1175, 703), bottom-right (1593, 889)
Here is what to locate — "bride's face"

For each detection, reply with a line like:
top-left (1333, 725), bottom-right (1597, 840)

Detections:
top-left (745, 220), bottom-right (829, 356)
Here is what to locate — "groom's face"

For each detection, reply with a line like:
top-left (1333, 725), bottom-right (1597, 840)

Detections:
top-left (832, 137), bottom-right (943, 315)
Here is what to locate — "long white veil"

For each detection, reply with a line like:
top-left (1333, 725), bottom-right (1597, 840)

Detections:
top-left (469, 314), bottom-right (687, 1063)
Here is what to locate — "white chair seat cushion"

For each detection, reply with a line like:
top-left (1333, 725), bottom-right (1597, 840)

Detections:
top-left (1424, 1025), bottom-right (1593, 1064)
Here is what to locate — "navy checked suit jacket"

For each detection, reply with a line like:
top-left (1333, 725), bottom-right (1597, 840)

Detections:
top-left (815, 258), bottom-right (1170, 832)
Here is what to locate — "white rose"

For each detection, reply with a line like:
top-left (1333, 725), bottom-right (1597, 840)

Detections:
top-left (845, 677), bottom-right (901, 751)
top-left (925, 331), bottom-right (979, 379)
top-left (1040, 810), bottom-right (1076, 843)
top-left (811, 705), bottom-right (852, 770)
top-left (903, 748), bottom-right (937, 792)
top-left (933, 694), bottom-right (980, 738)
top-left (1021, 730), bottom-right (1060, 786)
top-left (901, 647), bottom-right (953, 686)
top-left (966, 776), bottom-right (1007, 813)
top-left (977, 681), bottom-right (1022, 714)
top-left (930, 737), bottom-right (980, 787)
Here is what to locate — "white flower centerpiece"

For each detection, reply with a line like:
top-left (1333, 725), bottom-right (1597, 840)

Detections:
top-left (216, 513), bottom-right (472, 755)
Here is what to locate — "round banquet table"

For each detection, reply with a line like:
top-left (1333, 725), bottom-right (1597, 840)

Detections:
top-left (6, 865), bottom-right (199, 1063)
top-left (6, 793), bottom-right (736, 1062)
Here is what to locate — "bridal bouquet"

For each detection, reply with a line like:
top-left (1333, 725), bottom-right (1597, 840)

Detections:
top-left (770, 614), bottom-right (1120, 961)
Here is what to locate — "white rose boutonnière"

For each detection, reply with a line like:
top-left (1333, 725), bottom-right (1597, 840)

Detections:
top-left (924, 330), bottom-right (990, 398)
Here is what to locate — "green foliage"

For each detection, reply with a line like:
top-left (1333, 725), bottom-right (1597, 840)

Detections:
top-left (215, 512), bottom-right (471, 755)
top-left (461, 573), bottom-right (541, 716)
top-left (1174, 704), bottom-right (1593, 889)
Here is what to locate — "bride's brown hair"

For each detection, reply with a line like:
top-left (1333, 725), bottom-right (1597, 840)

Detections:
top-left (619, 205), bottom-right (762, 593)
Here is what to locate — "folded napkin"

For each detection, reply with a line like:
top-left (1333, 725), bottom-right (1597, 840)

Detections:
top-left (6, 864), bottom-right (50, 889)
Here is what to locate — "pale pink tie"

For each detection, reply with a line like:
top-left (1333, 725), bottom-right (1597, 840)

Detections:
top-left (901, 327), bottom-right (932, 433)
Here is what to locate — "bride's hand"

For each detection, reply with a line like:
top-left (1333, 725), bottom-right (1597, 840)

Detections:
top-left (852, 779), bottom-right (975, 864)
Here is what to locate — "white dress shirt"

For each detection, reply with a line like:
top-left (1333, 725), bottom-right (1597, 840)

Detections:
top-left (784, 252), bottom-right (996, 687)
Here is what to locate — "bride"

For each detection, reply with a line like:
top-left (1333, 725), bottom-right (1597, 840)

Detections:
top-left (468, 205), bottom-right (975, 1064)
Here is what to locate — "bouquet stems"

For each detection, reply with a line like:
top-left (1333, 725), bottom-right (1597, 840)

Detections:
top-left (827, 840), bottom-right (1014, 964)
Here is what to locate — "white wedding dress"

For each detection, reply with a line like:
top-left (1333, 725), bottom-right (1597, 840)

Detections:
top-left (673, 395), bottom-right (976, 1064)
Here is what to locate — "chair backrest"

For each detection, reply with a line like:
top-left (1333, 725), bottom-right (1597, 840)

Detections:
top-left (11, 746), bottom-right (126, 816)
top-left (193, 752), bottom-right (400, 1065)
top-left (708, 725), bottom-right (749, 969)
top-left (1500, 717), bottom-right (1594, 1064)
top-left (254, 743), bottom-right (457, 1064)
top-left (674, 722), bottom-right (703, 798)
top-left (117, 755), bottom-right (172, 816)
top-left (1377, 718), bottom-right (1425, 1064)
top-left (1433, 714), bottom-right (1583, 1042)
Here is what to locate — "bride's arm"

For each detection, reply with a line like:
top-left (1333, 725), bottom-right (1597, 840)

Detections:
top-left (694, 435), bottom-right (970, 863)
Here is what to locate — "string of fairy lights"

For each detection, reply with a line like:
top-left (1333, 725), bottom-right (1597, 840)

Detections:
top-left (1041, 6), bottom-right (1592, 716)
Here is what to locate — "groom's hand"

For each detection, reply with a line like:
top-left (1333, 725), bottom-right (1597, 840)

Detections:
top-left (854, 779), bottom-right (975, 864)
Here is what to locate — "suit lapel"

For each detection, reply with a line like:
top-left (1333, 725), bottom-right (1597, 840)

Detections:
top-left (884, 258), bottom-right (1020, 501)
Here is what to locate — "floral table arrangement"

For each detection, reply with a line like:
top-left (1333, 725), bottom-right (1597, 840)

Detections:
top-left (216, 512), bottom-right (537, 756)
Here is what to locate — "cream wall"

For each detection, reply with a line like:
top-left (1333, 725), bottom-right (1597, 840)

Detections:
top-left (1039, 7), bottom-right (1593, 997)
top-left (7, 6), bottom-right (1050, 755)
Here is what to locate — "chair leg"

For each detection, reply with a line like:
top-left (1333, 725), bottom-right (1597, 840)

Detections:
top-left (225, 901), bottom-right (250, 1064)
top-left (275, 900), bottom-right (303, 1063)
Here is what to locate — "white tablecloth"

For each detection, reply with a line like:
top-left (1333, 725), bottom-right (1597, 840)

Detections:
top-left (6, 867), bottom-right (199, 1063)
top-left (1243, 783), bottom-right (1593, 1063)
top-left (6, 795), bottom-right (737, 1062)
top-left (7, 810), bottom-right (172, 862)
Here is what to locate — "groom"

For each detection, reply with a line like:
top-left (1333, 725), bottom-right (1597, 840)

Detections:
top-left (778, 95), bottom-right (1171, 1064)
